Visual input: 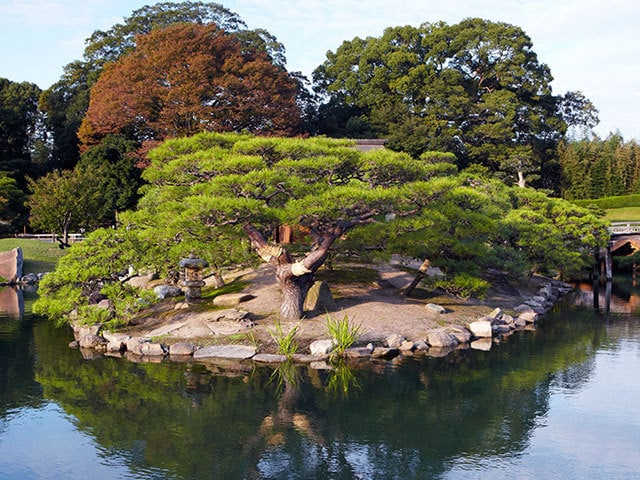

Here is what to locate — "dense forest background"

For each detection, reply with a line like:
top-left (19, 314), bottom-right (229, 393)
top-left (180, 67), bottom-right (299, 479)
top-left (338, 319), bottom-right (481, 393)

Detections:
top-left (0, 1), bottom-right (637, 237)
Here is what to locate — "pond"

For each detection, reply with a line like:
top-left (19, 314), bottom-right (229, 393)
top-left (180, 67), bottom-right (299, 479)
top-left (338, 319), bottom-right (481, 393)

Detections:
top-left (0, 282), bottom-right (639, 479)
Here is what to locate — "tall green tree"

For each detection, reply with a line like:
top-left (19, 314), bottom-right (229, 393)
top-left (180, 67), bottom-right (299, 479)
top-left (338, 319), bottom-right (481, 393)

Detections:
top-left (76, 134), bottom-right (142, 223)
top-left (0, 78), bottom-right (44, 180)
top-left (313, 19), bottom-right (598, 185)
top-left (27, 167), bottom-right (107, 244)
top-left (0, 173), bottom-right (27, 233)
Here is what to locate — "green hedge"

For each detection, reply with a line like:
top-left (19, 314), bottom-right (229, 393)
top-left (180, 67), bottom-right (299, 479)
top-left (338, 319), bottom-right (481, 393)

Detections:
top-left (572, 194), bottom-right (640, 210)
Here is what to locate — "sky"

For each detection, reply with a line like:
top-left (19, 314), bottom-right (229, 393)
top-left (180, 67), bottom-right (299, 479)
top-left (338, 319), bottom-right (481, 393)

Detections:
top-left (1, 0), bottom-right (638, 139)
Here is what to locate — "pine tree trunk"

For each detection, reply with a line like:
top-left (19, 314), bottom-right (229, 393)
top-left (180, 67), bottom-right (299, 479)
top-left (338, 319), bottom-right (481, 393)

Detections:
top-left (277, 269), bottom-right (314, 320)
top-left (243, 223), bottom-right (345, 321)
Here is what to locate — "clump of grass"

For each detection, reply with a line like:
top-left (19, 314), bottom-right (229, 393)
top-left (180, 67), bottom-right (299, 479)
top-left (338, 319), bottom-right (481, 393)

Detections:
top-left (325, 314), bottom-right (361, 357)
top-left (267, 320), bottom-right (299, 357)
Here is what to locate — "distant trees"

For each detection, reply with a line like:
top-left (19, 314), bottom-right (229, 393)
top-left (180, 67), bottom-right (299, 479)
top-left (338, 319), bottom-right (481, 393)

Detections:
top-left (78, 23), bottom-right (300, 152)
top-left (313, 19), bottom-right (599, 186)
top-left (27, 167), bottom-right (107, 245)
top-left (39, 1), bottom-right (293, 171)
top-left (557, 134), bottom-right (640, 200)
top-left (0, 78), bottom-right (45, 179)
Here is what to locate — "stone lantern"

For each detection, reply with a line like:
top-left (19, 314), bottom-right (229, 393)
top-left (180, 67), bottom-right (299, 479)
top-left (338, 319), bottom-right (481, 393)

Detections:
top-left (179, 254), bottom-right (208, 301)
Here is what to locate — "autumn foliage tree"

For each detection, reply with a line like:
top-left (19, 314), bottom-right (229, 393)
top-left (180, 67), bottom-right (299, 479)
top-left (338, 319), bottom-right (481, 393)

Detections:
top-left (78, 23), bottom-right (301, 154)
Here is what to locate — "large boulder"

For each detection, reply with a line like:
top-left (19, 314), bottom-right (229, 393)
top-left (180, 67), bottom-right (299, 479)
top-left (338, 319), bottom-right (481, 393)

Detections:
top-left (0, 247), bottom-right (23, 284)
top-left (427, 331), bottom-right (458, 348)
top-left (154, 285), bottom-right (183, 299)
top-left (309, 339), bottom-right (334, 356)
top-left (468, 320), bottom-right (493, 338)
top-left (304, 281), bottom-right (336, 312)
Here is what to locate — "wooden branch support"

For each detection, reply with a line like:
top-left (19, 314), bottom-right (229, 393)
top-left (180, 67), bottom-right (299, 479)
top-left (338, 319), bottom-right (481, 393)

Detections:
top-left (403, 259), bottom-right (431, 297)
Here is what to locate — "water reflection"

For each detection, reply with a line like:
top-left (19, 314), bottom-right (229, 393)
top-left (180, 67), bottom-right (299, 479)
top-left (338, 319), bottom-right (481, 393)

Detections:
top-left (0, 286), bottom-right (24, 317)
top-left (1, 290), bottom-right (639, 479)
top-left (574, 275), bottom-right (640, 314)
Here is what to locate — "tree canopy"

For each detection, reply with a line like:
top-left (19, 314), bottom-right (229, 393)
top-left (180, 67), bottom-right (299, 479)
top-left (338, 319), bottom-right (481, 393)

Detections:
top-left (0, 78), bottom-right (43, 177)
top-left (35, 132), bottom-right (608, 325)
top-left (313, 18), bottom-right (599, 185)
top-left (39, 1), bottom-right (292, 171)
top-left (78, 23), bottom-right (301, 153)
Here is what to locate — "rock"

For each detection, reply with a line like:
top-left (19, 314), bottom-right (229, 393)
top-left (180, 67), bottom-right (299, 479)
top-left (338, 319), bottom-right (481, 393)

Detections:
top-left (0, 247), bottom-right (22, 283)
top-left (169, 342), bottom-right (197, 356)
top-left (68, 340), bottom-right (79, 349)
top-left (209, 309), bottom-right (251, 322)
top-left (413, 340), bottom-right (429, 351)
top-left (519, 311), bottom-right (539, 323)
top-left (448, 326), bottom-right (472, 343)
top-left (102, 332), bottom-right (129, 353)
top-left (425, 303), bottom-right (446, 314)
top-left (385, 334), bottom-right (406, 348)
top-left (253, 353), bottom-right (288, 363)
top-left (19, 272), bottom-right (38, 284)
top-left (154, 285), bottom-right (183, 299)
top-left (303, 281), bottom-right (336, 312)
top-left (193, 345), bottom-right (256, 360)
top-left (468, 320), bottom-right (493, 338)
top-left (371, 347), bottom-right (400, 359)
top-left (309, 339), bottom-right (334, 356)
top-left (427, 331), bottom-right (458, 348)
top-left (492, 324), bottom-right (511, 335)
top-left (140, 343), bottom-right (166, 356)
top-left (212, 293), bottom-right (255, 307)
top-left (344, 347), bottom-right (371, 358)
top-left (515, 304), bottom-right (535, 314)
top-left (488, 307), bottom-right (503, 320)
top-left (399, 340), bottom-right (415, 351)
top-left (470, 338), bottom-right (493, 351)
top-left (79, 334), bottom-right (106, 350)
top-left (501, 314), bottom-right (514, 325)
top-left (174, 302), bottom-right (190, 310)
top-left (514, 317), bottom-right (527, 328)
top-left (96, 299), bottom-right (113, 310)
top-left (127, 272), bottom-right (158, 289)
top-left (125, 337), bottom-right (149, 355)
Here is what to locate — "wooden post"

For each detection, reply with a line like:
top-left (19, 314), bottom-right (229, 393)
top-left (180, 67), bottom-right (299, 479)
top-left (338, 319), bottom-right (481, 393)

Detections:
top-left (604, 242), bottom-right (613, 282)
top-left (403, 259), bottom-right (431, 297)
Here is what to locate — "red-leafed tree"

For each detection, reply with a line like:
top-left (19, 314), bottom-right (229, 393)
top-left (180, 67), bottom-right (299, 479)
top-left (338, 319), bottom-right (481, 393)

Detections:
top-left (78, 23), bottom-right (301, 153)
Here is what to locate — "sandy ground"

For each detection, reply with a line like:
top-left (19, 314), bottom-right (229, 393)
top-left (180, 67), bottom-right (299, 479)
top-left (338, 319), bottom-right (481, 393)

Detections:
top-left (126, 262), bottom-right (548, 354)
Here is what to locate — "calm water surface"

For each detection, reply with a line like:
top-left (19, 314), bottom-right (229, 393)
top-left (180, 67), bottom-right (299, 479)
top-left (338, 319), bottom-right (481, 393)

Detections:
top-left (0, 284), bottom-right (639, 480)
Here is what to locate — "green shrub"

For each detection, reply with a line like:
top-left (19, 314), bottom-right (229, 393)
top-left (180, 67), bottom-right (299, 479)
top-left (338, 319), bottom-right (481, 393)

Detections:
top-left (433, 273), bottom-right (489, 299)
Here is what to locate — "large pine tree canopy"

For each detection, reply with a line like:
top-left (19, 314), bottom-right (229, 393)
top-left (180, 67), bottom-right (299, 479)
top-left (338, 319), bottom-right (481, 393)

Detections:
top-left (34, 132), bottom-right (609, 325)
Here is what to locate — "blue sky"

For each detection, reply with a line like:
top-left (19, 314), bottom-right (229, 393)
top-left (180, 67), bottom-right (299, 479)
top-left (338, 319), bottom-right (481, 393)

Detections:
top-left (1, 0), bottom-right (638, 139)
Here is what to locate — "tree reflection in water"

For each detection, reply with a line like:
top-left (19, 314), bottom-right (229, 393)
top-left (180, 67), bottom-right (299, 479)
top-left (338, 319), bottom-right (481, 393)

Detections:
top-left (23, 300), bottom-right (627, 479)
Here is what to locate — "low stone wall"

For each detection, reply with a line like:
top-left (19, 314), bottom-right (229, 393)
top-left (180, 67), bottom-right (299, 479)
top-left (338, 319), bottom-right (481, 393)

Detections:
top-left (69, 279), bottom-right (572, 367)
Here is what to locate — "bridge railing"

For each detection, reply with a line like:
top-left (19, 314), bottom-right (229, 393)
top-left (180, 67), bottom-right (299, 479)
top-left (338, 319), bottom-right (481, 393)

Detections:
top-left (608, 221), bottom-right (640, 234)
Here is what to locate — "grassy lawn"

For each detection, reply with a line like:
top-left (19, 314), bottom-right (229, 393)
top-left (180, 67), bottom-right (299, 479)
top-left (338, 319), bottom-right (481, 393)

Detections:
top-left (603, 207), bottom-right (640, 222)
top-left (0, 238), bottom-right (67, 273)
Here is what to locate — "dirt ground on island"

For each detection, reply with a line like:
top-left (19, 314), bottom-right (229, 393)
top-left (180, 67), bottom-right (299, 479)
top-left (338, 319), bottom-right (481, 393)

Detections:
top-left (125, 261), bottom-right (552, 354)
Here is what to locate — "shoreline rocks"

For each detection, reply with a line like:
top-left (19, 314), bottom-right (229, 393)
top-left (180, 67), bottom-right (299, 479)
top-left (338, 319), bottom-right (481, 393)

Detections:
top-left (69, 278), bottom-right (572, 369)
